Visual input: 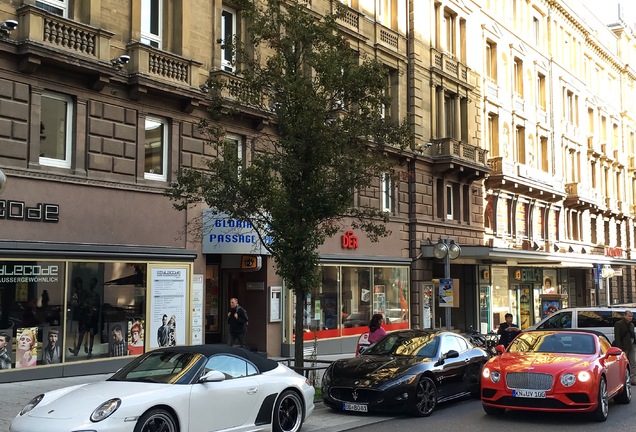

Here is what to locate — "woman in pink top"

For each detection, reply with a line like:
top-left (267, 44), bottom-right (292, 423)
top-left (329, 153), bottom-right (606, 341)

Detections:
top-left (367, 313), bottom-right (387, 344)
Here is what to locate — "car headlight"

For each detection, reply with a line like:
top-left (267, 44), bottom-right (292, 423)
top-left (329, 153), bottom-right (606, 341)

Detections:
top-left (90, 398), bottom-right (121, 422)
top-left (482, 368), bottom-right (500, 383)
top-left (561, 373), bottom-right (576, 387)
top-left (20, 394), bottom-right (44, 416)
top-left (577, 371), bottom-right (591, 382)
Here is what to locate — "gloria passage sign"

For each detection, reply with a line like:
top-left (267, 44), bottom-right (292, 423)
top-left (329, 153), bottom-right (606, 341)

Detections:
top-left (202, 210), bottom-right (271, 255)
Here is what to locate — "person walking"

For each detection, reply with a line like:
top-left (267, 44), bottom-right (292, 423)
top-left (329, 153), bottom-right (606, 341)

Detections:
top-left (613, 310), bottom-right (636, 384)
top-left (227, 298), bottom-right (249, 349)
top-left (367, 313), bottom-right (387, 344)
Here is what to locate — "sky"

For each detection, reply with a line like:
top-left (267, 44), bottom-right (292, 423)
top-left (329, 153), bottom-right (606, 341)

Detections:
top-left (583, 0), bottom-right (635, 29)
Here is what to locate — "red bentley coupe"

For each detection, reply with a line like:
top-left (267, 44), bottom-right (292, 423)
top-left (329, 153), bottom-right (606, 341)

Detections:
top-left (481, 329), bottom-right (630, 422)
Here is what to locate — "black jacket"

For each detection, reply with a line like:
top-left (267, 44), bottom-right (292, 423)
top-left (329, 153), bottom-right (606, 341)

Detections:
top-left (228, 306), bottom-right (249, 335)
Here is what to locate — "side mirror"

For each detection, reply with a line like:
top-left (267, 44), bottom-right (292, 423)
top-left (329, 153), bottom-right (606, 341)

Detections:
top-left (199, 370), bottom-right (226, 383)
top-left (445, 350), bottom-right (459, 359)
top-left (606, 347), bottom-right (623, 357)
top-left (495, 344), bottom-right (505, 355)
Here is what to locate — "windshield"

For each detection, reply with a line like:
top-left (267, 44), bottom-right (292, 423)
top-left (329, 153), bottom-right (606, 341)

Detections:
top-left (508, 332), bottom-right (596, 355)
top-left (363, 332), bottom-right (439, 357)
top-left (109, 351), bottom-right (206, 384)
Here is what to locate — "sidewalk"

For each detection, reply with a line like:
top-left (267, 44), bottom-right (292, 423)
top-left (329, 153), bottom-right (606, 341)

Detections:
top-left (0, 360), bottom-right (391, 431)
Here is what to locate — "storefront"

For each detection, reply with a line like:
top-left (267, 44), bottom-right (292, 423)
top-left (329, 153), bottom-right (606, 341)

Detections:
top-left (0, 245), bottom-right (196, 382)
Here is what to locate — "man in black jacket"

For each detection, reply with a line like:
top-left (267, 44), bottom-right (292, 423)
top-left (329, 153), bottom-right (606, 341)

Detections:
top-left (614, 310), bottom-right (635, 384)
top-left (227, 298), bottom-right (249, 348)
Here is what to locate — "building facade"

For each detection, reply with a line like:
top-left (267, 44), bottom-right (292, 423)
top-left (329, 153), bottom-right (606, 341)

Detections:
top-left (0, 0), bottom-right (635, 381)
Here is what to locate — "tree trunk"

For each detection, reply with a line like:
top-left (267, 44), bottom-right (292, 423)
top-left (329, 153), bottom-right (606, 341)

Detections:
top-left (294, 290), bottom-right (305, 372)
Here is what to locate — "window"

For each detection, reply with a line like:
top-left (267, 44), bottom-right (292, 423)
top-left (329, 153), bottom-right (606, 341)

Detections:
top-left (442, 10), bottom-right (456, 56)
top-left (487, 113), bottom-right (499, 156)
top-left (221, 7), bottom-right (237, 72)
top-left (540, 136), bottom-right (549, 173)
top-left (485, 41), bottom-right (497, 81)
top-left (516, 126), bottom-right (525, 164)
top-left (377, 0), bottom-right (391, 26)
top-left (141, 0), bottom-right (162, 49)
top-left (513, 57), bottom-right (523, 97)
top-left (444, 92), bottom-right (455, 138)
top-left (205, 355), bottom-right (256, 379)
top-left (446, 184), bottom-right (453, 219)
top-left (40, 91), bottom-right (73, 169)
top-left (536, 73), bottom-right (546, 110)
top-left (35, 0), bottom-right (67, 17)
top-left (532, 16), bottom-right (540, 46)
top-left (381, 173), bottom-right (393, 213)
top-left (144, 117), bottom-right (168, 181)
top-left (223, 134), bottom-right (243, 179)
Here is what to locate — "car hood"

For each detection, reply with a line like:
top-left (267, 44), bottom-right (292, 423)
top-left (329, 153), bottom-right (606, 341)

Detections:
top-left (493, 352), bottom-right (592, 373)
top-left (330, 356), bottom-right (426, 384)
top-left (26, 381), bottom-right (178, 420)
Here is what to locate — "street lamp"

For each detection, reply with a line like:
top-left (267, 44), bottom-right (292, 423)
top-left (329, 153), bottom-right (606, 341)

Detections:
top-left (434, 238), bottom-right (461, 330)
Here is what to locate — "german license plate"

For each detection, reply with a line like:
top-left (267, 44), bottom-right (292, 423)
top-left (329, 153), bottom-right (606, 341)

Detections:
top-left (512, 389), bottom-right (546, 398)
top-left (343, 403), bottom-right (368, 412)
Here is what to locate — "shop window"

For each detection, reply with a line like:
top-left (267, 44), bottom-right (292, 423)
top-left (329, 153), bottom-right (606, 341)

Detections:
top-left (144, 117), bottom-right (168, 181)
top-left (141, 0), bottom-right (162, 49)
top-left (40, 91), bottom-right (73, 169)
top-left (35, 0), bottom-right (67, 17)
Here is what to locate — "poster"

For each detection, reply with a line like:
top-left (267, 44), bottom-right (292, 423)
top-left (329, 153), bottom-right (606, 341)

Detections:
top-left (191, 274), bottom-right (204, 345)
top-left (439, 279), bottom-right (453, 307)
top-left (108, 321), bottom-right (129, 357)
top-left (0, 328), bottom-right (12, 370)
top-left (149, 267), bottom-right (188, 349)
top-left (128, 319), bottom-right (145, 355)
top-left (42, 326), bottom-right (62, 365)
top-left (15, 326), bottom-right (38, 368)
top-left (543, 270), bottom-right (557, 294)
top-left (373, 285), bottom-right (385, 314)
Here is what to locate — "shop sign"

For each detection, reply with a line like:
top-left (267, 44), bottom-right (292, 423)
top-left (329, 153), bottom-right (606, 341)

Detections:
top-left (202, 210), bottom-right (271, 255)
top-left (341, 230), bottom-right (358, 249)
top-left (605, 247), bottom-right (623, 258)
top-left (0, 200), bottom-right (59, 222)
top-left (513, 268), bottom-right (541, 282)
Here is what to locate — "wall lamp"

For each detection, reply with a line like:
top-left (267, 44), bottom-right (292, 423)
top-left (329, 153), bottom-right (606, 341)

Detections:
top-left (111, 54), bottom-right (130, 69)
top-left (0, 19), bottom-right (18, 38)
top-left (415, 142), bottom-right (433, 153)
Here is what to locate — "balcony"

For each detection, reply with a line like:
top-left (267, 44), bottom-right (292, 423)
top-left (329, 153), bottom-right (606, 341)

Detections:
top-left (486, 157), bottom-right (566, 202)
top-left (15, 5), bottom-right (113, 71)
top-left (429, 138), bottom-right (490, 181)
top-left (564, 182), bottom-right (601, 209)
top-left (126, 42), bottom-right (202, 89)
top-left (431, 48), bottom-right (469, 85)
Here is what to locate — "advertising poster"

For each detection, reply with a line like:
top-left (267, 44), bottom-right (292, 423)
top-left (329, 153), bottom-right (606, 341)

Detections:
top-left (439, 279), bottom-right (453, 307)
top-left (108, 321), bottom-right (129, 357)
top-left (42, 326), bottom-right (62, 365)
top-left (15, 326), bottom-right (38, 368)
top-left (0, 328), bottom-right (12, 370)
top-left (149, 267), bottom-right (188, 349)
top-left (128, 319), bottom-right (145, 355)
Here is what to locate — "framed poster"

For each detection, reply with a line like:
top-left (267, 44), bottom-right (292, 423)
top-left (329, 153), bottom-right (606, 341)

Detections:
top-left (269, 286), bottom-right (282, 322)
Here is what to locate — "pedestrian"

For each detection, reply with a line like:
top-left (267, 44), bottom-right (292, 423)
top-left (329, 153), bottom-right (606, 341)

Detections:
top-left (613, 310), bottom-right (636, 384)
top-left (227, 298), bottom-right (249, 348)
top-left (497, 313), bottom-right (521, 347)
top-left (367, 313), bottom-right (386, 344)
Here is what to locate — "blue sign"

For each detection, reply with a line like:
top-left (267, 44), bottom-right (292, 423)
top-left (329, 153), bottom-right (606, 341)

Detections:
top-left (201, 210), bottom-right (271, 255)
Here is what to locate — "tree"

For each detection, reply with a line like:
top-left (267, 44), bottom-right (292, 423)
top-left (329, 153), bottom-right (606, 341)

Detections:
top-left (166, 0), bottom-right (411, 368)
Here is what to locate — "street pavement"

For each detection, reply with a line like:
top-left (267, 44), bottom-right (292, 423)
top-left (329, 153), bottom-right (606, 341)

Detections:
top-left (0, 366), bottom-right (392, 431)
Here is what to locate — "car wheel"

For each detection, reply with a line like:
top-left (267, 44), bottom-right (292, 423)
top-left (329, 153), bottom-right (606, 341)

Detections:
top-left (615, 368), bottom-right (632, 404)
top-left (274, 390), bottom-right (304, 432)
top-left (482, 403), bottom-right (505, 416)
top-left (592, 377), bottom-right (609, 422)
top-left (134, 409), bottom-right (177, 432)
top-left (411, 377), bottom-right (437, 417)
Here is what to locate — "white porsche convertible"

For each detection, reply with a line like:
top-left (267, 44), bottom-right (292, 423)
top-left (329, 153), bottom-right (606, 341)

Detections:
top-left (10, 345), bottom-right (314, 432)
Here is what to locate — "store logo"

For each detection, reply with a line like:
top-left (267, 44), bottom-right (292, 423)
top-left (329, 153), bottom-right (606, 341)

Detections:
top-left (0, 200), bottom-right (59, 222)
top-left (341, 231), bottom-right (358, 250)
top-left (0, 265), bottom-right (59, 276)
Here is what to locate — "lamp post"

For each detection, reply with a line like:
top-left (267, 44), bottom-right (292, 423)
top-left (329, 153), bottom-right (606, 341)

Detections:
top-left (433, 238), bottom-right (461, 330)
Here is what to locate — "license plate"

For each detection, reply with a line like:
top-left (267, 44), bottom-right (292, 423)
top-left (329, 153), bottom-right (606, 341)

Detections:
top-left (512, 389), bottom-right (546, 398)
top-left (343, 403), bottom-right (368, 412)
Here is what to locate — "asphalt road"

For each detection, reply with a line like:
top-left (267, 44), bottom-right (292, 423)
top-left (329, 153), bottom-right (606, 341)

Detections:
top-left (349, 395), bottom-right (636, 432)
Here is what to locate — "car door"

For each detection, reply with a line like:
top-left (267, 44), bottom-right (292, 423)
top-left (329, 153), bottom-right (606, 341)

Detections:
top-left (189, 354), bottom-right (261, 432)
top-left (436, 335), bottom-right (468, 399)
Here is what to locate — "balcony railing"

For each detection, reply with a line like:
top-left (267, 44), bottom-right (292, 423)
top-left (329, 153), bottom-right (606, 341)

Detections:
top-left (127, 42), bottom-right (202, 88)
top-left (17, 5), bottom-right (113, 61)
top-left (431, 138), bottom-right (488, 166)
top-left (431, 48), bottom-right (468, 82)
top-left (565, 182), bottom-right (600, 203)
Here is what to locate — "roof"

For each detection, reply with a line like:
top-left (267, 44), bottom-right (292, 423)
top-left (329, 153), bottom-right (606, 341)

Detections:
top-left (153, 344), bottom-right (279, 372)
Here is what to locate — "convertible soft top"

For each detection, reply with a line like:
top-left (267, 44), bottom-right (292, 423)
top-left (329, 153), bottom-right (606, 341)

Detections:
top-left (154, 344), bottom-right (279, 373)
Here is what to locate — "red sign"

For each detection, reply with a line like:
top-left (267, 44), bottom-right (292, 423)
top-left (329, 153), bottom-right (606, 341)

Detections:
top-left (341, 230), bottom-right (358, 249)
top-left (605, 247), bottom-right (623, 258)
